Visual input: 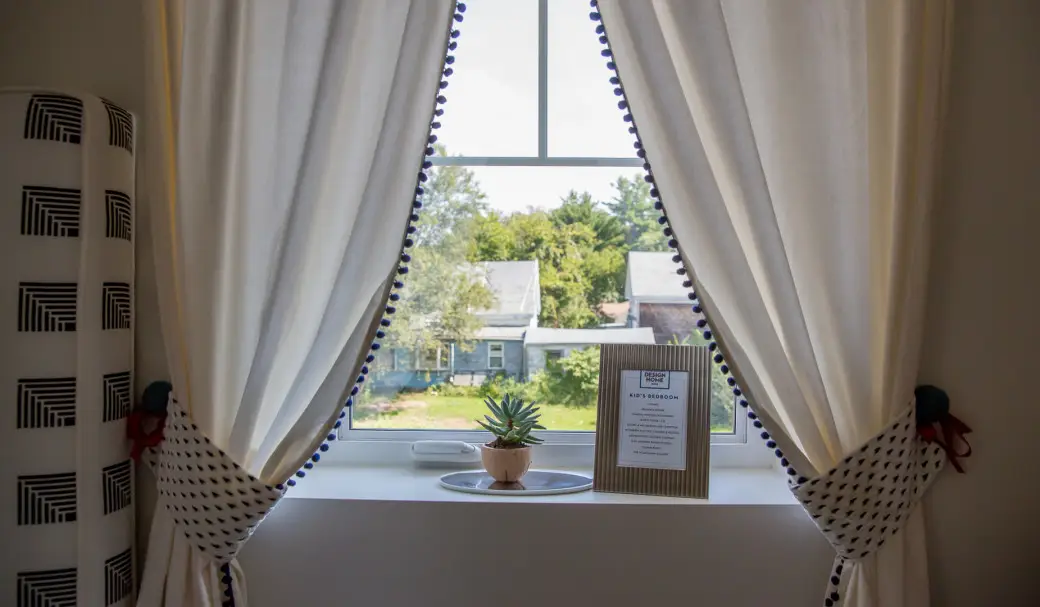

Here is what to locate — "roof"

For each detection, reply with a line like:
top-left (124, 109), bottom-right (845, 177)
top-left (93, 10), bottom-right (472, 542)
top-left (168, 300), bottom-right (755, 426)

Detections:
top-left (472, 260), bottom-right (540, 318)
top-left (524, 327), bottom-right (655, 346)
top-left (625, 251), bottom-right (689, 301)
top-left (474, 326), bottom-right (527, 341)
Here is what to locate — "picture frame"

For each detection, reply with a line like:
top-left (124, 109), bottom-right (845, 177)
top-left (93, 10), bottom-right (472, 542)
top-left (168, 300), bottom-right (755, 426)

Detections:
top-left (593, 343), bottom-right (712, 499)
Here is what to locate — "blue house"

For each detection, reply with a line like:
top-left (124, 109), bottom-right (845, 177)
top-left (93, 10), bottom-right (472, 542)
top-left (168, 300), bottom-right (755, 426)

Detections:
top-left (374, 261), bottom-right (540, 391)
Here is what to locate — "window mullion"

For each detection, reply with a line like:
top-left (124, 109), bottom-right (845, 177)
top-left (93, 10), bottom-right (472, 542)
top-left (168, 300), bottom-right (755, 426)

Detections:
top-left (538, 0), bottom-right (548, 160)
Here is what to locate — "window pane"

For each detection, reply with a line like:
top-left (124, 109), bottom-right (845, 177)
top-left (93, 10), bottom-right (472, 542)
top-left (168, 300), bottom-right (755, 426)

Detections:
top-left (435, 0), bottom-right (538, 157)
top-left (352, 165), bottom-right (734, 434)
top-left (547, 0), bottom-right (638, 158)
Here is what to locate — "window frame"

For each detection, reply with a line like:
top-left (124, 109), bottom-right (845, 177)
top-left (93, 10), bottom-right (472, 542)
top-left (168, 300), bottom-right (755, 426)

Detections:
top-left (339, 0), bottom-right (763, 467)
top-left (416, 343), bottom-right (450, 371)
top-left (487, 341), bottom-right (506, 370)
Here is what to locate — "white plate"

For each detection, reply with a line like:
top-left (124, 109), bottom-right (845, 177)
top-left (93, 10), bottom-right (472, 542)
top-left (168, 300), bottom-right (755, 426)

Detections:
top-left (439, 469), bottom-right (593, 496)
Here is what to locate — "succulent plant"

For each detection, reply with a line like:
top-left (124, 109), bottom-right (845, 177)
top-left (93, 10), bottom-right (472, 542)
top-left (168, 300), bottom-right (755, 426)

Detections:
top-left (477, 394), bottom-right (544, 448)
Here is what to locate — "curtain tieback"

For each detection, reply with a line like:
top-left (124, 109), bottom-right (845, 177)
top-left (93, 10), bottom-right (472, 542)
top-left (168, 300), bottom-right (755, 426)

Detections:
top-left (915, 384), bottom-right (972, 473)
top-left (790, 405), bottom-right (946, 562)
top-left (152, 397), bottom-right (286, 564)
top-left (789, 404), bottom-right (949, 605)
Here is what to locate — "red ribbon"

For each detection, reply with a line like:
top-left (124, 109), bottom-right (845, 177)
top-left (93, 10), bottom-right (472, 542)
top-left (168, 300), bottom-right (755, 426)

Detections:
top-left (127, 410), bottom-right (167, 461)
top-left (918, 414), bottom-right (972, 473)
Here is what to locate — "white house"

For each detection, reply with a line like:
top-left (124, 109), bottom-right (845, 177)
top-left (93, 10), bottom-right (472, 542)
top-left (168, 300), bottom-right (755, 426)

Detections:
top-left (624, 251), bottom-right (698, 344)
top-left (523, 326), bottom-right (655, 377)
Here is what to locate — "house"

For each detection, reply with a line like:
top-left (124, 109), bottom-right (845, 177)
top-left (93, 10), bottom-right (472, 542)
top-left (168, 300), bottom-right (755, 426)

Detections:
top-left (625, 251), bottom-right (699, 344)
top-left (450, 260), bottom-right (540, 385)
top-left (375, 260), bottom-right (540, 390)
top-left (524, 326), bottom-right (655, 376)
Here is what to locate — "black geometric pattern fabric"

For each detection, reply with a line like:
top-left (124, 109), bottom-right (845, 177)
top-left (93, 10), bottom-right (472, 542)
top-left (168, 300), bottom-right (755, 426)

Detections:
top-left (105, 190), bottom-right (132, 241)
top-left (23, 94), bottom-right (82, 144)
top-left (155, 399), bottom-right (285, 562)
top-left (102, 460), bottom-right (132, 515)
top-left (17, 377), bottom-right (77, 428)
top-left (101, 99), bottom-right (133, 153)
top-left (17, 567), bottom-right (77, 607)
top-left (791, 406), bottom-right (945, 562)
top-left (21, 186), bottom-right (80, 237)
top-left (5, 89), bottom-right (137, 607)
top-left (102, 371), bottom-right (132, 422)
top-left (101, 282), bottom-right (131, 330)
top-left (104, 548), bottom-right (133, 605)
top-left (18, 282), bottom-right (77, 332)
top-left (18, 472), bottom-right (77, 525)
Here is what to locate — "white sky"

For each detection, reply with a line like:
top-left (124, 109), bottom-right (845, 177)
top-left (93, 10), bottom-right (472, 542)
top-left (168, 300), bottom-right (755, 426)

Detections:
top-left (435, 0), bottom-right (640, 214)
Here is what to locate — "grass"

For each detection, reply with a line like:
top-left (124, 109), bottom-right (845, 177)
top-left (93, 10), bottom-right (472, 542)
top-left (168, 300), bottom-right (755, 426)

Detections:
top-left (353, 393), bottom-right (734, 434)
top-left (353, 394), bottom-right (598, 431)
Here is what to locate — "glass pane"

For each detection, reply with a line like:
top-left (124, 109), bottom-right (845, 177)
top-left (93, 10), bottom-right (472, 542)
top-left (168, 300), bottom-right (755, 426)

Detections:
top-left (352, 165), bottom-right (734, 434)
top-left (547, 0), bottom-right (638, 158)
top-left (436, 0), bottom-right (538, 157)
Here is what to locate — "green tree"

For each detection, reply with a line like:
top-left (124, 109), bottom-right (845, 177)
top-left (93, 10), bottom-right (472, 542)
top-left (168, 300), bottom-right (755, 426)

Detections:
top-left (533, 346), bottom-right (602, 407)
top-left (668, 332), bottom-right (735, 430)
top-left (604, 174), bottom-right (669, 252)
top-left (413, 144), bottom-right (488, 249)
top-left (382, 150), bottom-right (495, 359)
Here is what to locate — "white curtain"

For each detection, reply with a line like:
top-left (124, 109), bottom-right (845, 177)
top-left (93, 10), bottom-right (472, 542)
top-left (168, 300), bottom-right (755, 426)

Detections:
top-left (598, 1), bottom-right (952, 606)
top-left (138, 1), bottom-right (456, 605)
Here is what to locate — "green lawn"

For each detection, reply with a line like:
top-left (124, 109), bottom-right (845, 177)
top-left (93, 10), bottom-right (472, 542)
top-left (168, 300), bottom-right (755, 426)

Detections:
top-left (353, 393), bottom-right (733, 433)
top-left (353, 394), bottom-right (598, 431)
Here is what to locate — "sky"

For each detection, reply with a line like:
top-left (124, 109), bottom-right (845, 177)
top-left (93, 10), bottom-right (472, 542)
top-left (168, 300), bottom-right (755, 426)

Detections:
top-left (435, 0), bottom-right (640, 214)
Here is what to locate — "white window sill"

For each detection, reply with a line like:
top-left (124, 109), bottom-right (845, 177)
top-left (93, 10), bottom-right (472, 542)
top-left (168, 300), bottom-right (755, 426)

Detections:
top-left (284, 465), bottom-right (797, 506)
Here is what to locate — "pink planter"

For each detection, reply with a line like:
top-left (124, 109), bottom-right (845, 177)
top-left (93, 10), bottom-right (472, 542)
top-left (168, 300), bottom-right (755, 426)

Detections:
top-left (480, 445), bottom-right (532, 483)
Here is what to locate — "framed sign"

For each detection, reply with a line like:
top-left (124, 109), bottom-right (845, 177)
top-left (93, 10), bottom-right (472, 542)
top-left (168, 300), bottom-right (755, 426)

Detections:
top-left (593, 344), bottom-right (711, 499)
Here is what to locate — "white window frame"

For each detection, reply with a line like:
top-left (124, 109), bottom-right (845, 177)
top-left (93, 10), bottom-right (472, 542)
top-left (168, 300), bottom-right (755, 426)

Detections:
top-left (338, 0), bottom-right (770, 469)
top-left (487, 341), bottom-right (505, 370)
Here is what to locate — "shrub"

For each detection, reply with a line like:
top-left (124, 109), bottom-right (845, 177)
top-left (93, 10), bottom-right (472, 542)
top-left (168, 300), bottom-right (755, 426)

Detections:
top-left (537, 346), bottom-right (601, 407)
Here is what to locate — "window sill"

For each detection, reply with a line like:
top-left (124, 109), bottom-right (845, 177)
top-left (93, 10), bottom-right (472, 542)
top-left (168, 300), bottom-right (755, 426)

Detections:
top-left (285, 465), bottom-right (796, 506)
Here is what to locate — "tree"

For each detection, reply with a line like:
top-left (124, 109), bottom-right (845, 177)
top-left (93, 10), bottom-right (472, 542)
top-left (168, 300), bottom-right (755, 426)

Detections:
top-left (604, 174), bottom-right (670, 252)
top-left (381, 150), bottom-right (495, 358)
top-left (551, 191), bottom-right (625, 252)
top-left (669, 332), bottom-right (736, 430)
top-left (413, 144), bottom-right (488, 249)
top-left (532, 346), bottom-right (602, 407)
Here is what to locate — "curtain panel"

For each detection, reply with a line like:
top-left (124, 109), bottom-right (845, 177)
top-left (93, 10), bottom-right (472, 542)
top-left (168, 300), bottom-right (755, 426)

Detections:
top-left (139, 1), bottom-right (457, 605)
top-left (0, 89), bottom-right (136, 607)
top-left (597, 1), bottom-right (954, 605)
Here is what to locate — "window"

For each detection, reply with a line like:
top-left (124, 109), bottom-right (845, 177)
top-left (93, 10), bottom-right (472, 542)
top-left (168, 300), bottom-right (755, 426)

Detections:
top-left (488, 342), bottom-right (505, 369)
top-left (342, 0), bottom-right (759, 466)
top-left (417, 344), bottom-right (449, 371)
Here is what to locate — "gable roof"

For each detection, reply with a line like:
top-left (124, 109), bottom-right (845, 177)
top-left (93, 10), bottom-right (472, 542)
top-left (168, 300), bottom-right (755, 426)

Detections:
top-left (625, 251), bottom-right (689, 302)
top-left (473, 260), bottom-right (540, 318)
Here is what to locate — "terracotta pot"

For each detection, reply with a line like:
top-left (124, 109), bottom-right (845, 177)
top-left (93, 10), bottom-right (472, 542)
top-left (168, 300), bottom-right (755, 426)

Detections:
top-left (480, 444), bottom-right (532, 483)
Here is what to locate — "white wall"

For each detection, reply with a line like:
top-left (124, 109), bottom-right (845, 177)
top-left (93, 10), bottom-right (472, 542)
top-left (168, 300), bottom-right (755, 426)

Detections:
top-left (2, 1), bottom-right (1038, 606)
top-left (918, 1), bottom-right (1040, 605)
top-left (237, 498), bottom-right (833, 607)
